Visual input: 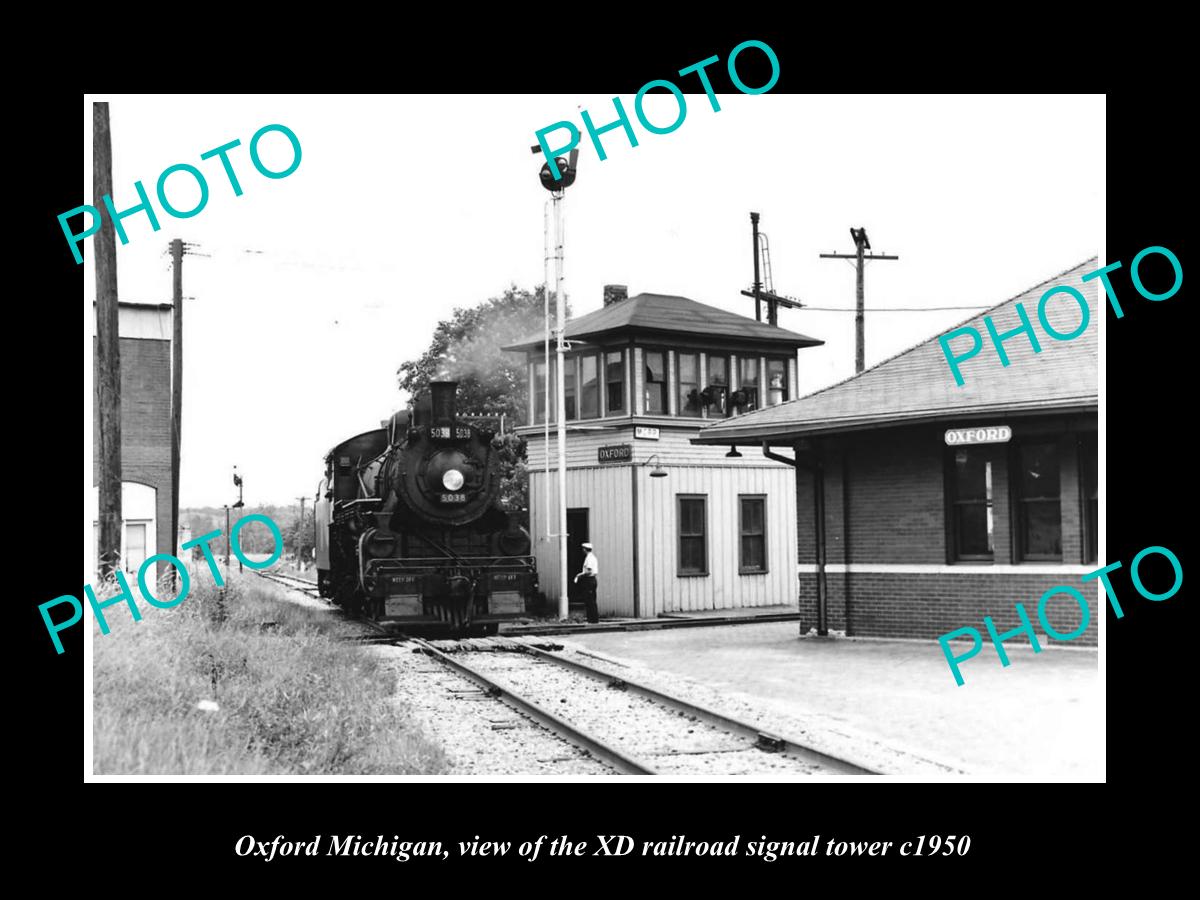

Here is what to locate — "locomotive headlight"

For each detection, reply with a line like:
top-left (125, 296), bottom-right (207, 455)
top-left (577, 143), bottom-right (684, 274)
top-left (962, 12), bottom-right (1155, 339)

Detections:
top-left (442, 468), bottom-right (465, 491)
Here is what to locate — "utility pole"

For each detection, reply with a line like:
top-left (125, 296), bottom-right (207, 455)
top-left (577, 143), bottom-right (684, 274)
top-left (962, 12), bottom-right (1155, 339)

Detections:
top-left (232, 467), bottom-right (244, 573)
top-left (820, 227), bottom-right (899, 373)
top-left (94, 101), bottom-right (122, 580)
top-left (741, 212), bottom-right (803, 327)
top-left (295, 496), bottom-right (307, 571)
top-left (751, 212), bottom-right (763, 323)
top-left (224, 504), bottom-right (231, 583)
top-left (169, 238), bottom-right (183, 588)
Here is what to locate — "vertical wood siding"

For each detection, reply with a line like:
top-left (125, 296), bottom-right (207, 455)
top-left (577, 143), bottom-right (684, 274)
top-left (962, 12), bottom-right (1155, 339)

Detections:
top-left (529, 467), bottom-right (636, 616)
top-left (636, 464), bottom-right (797, 615)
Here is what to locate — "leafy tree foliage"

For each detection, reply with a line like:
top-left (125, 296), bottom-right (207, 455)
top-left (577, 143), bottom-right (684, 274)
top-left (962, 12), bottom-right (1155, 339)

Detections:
top-left (181, 504), bottom-right (308, 560)
top-left (397, 285), bottom-right (567, 514)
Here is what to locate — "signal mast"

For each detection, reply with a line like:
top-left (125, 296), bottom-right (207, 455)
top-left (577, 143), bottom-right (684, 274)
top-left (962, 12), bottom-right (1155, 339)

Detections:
top-left (532, 146), bottom-right (579, 620)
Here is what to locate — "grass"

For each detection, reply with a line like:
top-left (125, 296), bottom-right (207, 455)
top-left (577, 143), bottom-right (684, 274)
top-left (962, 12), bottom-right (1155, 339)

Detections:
top-left (92, 573), bottom-right (448, 775)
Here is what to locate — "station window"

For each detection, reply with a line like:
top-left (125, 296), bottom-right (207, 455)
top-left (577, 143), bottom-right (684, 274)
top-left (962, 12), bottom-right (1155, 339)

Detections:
top-left (563, 357), bottom-right (577, 420)
top-left (605, 350), bottom-right (625, 414)
top-left (678, 352), bottom-right (702, 417)
top-left (1079, 433), bottom-right (1098, 564)
top-left (948, 447), bottom-right (994, 561)
top-left (677, 495), bottom-right (708, 576)
top-left (738, 357), bottom-right (759, 412)
top-left (1014, 441), bottom-right (1062, 561)
top-left (644, 350), bottom-right (667, 415)
top-left (532, 360), bottom-right (550, 423)
top-left (739, 495), bottom-right (767, 573)
top-left (766, 358), bottom-right (788, 405)
top-left (705, 355), bottom-right (729, 417)
top-left (580, 354), bottom-right (599, 419)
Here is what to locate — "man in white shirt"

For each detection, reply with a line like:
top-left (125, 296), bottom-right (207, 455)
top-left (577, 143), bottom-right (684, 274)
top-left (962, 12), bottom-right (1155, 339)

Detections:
top-left (573, 541), bottom-right (599, 623)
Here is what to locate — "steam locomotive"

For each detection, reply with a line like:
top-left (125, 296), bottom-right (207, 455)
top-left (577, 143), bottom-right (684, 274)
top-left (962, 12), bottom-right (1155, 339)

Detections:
top-left (313, 381), bottom-right (537, 635)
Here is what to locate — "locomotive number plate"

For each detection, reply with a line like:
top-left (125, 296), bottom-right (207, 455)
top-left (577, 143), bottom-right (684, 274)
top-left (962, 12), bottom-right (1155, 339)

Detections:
top-left (430, 426), bottom-right (472, 440)
top-left (439, 492), bottom-right (467, 504)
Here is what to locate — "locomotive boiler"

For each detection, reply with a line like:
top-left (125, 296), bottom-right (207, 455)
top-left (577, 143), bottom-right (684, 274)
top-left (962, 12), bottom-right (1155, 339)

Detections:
top-left (314, 381), bottom-right (537, 635)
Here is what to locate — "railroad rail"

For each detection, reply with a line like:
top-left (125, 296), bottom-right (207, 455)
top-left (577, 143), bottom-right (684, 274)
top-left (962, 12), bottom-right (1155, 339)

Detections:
top-left (408, 638), bottom-right (654, 774)
top-left (255, 569), bottom-right (323, 598)
top-left (255, 568), bottom-right (883, 775)
top-left (410, 638), bottom-right (882, 776)
top-left (515, 645), bottom-right (878, 775)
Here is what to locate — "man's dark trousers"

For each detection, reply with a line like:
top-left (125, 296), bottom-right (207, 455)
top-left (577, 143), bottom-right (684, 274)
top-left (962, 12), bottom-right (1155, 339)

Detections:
top-left (580, 574), bottom-right (599, 623)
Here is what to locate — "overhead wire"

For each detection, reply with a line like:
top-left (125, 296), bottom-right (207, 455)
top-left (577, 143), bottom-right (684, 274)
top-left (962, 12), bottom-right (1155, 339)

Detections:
top-left (801, 305), bottom-right (991, 312)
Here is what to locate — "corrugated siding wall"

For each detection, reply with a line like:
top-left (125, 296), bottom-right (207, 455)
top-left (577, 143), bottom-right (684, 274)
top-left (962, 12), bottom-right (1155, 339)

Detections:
top-left (529, 467), bottom-right (636, 616)
top-left (528, 451), bottom-right (797, 616)
top-left (637, 464), bottom-right (797, 615)
top-left (524, 422), bottom-right (794, 467)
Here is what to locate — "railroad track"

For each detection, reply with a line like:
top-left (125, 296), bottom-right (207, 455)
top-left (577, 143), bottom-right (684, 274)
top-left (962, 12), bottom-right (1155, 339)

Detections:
top-left (255, 569), bottom-right (882, 775)
top-left (408, 637), bottom-right (881, 776)
top-left (256, 569), bottom-right (323, 598)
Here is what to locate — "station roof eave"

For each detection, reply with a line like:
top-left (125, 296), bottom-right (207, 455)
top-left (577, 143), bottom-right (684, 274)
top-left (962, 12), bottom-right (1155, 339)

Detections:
top-left (693, 258), bottom-right (1101, 447)
top-left (502, 292), bottom-right (824, 354)
top-left (691, 396), bottom-right (1098, 446)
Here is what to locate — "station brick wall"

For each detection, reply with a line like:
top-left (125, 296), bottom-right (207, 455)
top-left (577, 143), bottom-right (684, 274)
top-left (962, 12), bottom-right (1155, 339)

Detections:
top-left (796, 571), bottom-right (1097, 645)
top-left (793, 417), bottom-right (1099, 646)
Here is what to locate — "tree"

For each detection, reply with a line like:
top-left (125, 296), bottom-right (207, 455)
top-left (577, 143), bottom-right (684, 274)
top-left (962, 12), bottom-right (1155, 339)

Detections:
top-left (289, 508), bottom-right (315, 564)
top-left (397, 285), bottom-right (568, 515)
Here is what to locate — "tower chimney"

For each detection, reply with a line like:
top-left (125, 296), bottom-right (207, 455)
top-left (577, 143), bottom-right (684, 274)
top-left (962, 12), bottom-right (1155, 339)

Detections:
top-left (603, 284), bottom-right (628, 307)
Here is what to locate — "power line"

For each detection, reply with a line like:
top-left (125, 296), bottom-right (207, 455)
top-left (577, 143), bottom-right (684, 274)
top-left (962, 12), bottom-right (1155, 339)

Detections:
top-left (802, 305), bottom-right (990, 312)
top-left (185, 240), bottom-right (394, 272)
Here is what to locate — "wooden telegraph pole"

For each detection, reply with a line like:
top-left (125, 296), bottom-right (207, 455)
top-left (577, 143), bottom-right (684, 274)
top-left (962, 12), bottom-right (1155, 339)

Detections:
top-left (820, 228), bottom-right (899, 373)
top-left (233, 468), bottom-right (244, 573)
top-left (170, 238), bottom-right (183, 584)
top-left (94, 102), bottom-right (123, 579)
top-left (295, 496), bottom-right (307, 570)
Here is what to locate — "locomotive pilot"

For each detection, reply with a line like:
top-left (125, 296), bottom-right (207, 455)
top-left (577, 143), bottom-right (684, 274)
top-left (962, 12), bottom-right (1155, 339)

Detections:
top-left (573, 541), bottom-right (600, 624)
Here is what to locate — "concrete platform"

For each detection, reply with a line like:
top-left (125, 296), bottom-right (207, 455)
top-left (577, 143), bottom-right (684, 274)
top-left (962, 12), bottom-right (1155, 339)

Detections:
top-left (660, 604), bottom-right (798, 620)
top-left (568, 622), bottom-right (1102, 780)
top-left (500, 605), bottom-right (803, 636)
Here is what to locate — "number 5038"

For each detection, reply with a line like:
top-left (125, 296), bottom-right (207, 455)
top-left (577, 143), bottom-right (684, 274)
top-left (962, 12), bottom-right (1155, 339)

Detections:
top-left (901, 835), bottom-right (971, 856)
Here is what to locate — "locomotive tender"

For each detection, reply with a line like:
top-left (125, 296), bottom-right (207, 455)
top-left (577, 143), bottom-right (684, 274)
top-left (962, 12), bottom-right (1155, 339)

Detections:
top-left (314, 381), bottom-right (537, 635)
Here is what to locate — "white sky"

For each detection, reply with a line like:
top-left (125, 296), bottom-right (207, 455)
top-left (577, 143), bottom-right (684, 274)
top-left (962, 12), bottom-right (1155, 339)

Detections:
top-left (82, 94), bottom-right (1103, 508)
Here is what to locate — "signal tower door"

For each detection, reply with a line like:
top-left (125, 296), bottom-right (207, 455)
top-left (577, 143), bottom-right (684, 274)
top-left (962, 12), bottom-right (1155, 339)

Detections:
top-left (566, 508), bottom-right (590, 603)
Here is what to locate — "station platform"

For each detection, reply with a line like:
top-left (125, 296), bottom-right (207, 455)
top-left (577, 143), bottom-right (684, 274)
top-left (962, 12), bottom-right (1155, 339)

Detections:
top-left (500, 604), bottom-right (803, 636)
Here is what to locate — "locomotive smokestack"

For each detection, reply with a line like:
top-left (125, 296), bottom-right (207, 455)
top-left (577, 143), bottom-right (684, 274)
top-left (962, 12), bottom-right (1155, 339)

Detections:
top-left (431, 381), bottom-right (458, 423)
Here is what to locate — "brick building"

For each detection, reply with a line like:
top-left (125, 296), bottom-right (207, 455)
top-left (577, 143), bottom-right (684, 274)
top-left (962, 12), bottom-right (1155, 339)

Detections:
top-left (694, 260), bottom-right (1099, 645)
top-left (91, 301), bottom-right (175, 580)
